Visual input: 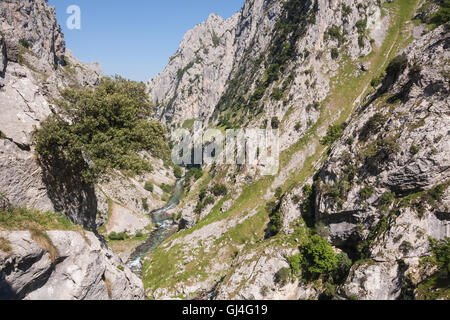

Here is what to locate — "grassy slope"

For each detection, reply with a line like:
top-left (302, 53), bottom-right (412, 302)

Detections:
top-left (142, 0), bottom-right (420, 298)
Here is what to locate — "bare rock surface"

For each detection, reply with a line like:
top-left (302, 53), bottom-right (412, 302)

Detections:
top-left (0, 230), bottom-right (144, 300)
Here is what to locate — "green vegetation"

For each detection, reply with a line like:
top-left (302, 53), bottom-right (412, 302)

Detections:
top-left (160, 184), bottom-right (174, 194)
top-left (204, 196), bottom-right (215, 206)
top-left (182, 119), bottom-right (196, 130)
top-left (141, 0), bottom-right (421, 297)
top-left (326, 25), bottom-right (346, 45)
top-left (212, 184), bottom-right (228, 197)
top-left (430, 0), bottom-right (450, 26)
top-left (274, 267), bottom-right (291, 286)
top-left (410, 145), bottom-right (420, 155)
top-left (266, 200), bottom-right (283, 236)
top-left (271, 117), bottom-right (280, 129)
top-left (173, 165), bottom-right (183, 179)
top-left (213, 0), bottom-right (317, 125)
top-left (378, 192), bottom-right (396, 212)
top-left (0, 207), bottom-right (76, 231)
top-left (360, 113), bottom-right (388, 140)
top-left (320, 124), bottom-right (345, 145)
top-left (144, 181), bottom-right (154, 192)
top-left (186, 167), bottom-right (203, 182)
top-left (142, 198), bottom-right (149, 211)
top-left (360, 186), bottom-right (374, 200)
top-left (362, 136), bottom-right (400, 174)
top-left (34, 76), bottom-right (170, 184)
top-left (418, 0), bottom-right (450, 27)
top-left (289, 235), bottom-right (348, 283)
top-left (416, 237), bottom-right (450, 299)
top-left (331, 48), bottom-right (339, 60)
top-left (108, 232), bottom-right (128, 241)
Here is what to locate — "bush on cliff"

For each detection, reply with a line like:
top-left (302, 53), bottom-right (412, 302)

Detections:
top-left (34, 76), bottom-right (170, 184)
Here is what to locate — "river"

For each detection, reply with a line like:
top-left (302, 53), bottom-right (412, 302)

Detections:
top-left (126, 177), bottom-right (185, 275)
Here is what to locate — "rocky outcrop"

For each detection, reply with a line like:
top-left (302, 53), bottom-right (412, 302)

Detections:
top-left (142, 0), bottom-right (449, 301)
top-left (148, 13), bottom-right (240, 127)
top-left (0, 0), bottom-right (65, 68)
top-left (0, 230), bottom-right (144, 300)
top-left (310, 24), bottom-right (450, 299)
top-left (0, 0), bottom-right (148, 300)
top-left (0, 0), bottom-right (105, 229)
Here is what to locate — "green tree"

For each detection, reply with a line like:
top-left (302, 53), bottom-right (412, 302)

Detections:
top-left (34, 76), bottom-right (170, 184)
top-left (299, 235), bottom-right (338, 281)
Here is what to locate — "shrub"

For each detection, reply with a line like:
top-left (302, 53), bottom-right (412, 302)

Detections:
top-left (141, 198), bottom-right (149, 211)
top-left (160, 184), bottom-right (173, 194)
top-left (173, 165), bottom-right (183, 179)
top-left (430, 0), bottom-right (450, 26)
top-left (326, 25), bottom-right (345, 45)
top-left (275, 187), bottom-right (283, 199)
top-left (144, 181), bottom-right (154, 192)
top-left (186, 167), bottom-right (203, 182)
top-left (410, 145), bottom-right (420, 155)
top-left (274, 268), bottom-right (290, 286)
top-left (429, 184), bottom-right (446, 202)
top-left (341, 4), bottom-right (352, 17)
top-left (34, 76), bottom-right (169, 184)
top-left (135, 231), bottom-right (144, 238)
top-left (333, 252), bottom-right (352, 284)
top-left (298, 235), bottom-right (338, 281)
top-left (194, 201), bottom-right (204, 214)
top-left (370, 74), bottom-right (385, 87)
top-left (199, 188), bottom-right (207, 202)
top-left (331, 48), bottom-right (339, 60)
top-left (377, 192), bottom-right (396, 212)
top-left (288, 254), bottom-right (302, 275)
top-left (355, 19), bottom-right (367, 35)
top-left (271, 117), bottom-right (280, 129)
top-left (271, 88), bottom-right (284, 100)
top-left (204, 196), bottom-right (215, 206)
top-left (108, 232), bottom-right (127, 241)
top-left (268, 210), bottom-right (283, 235)
top-left (360, 113), bottom-right (387, 140)
top-left (320, 124), bottom-right (345, 145)
top-left (0, 237), bottom-right (12, 254)
top-left (360, 186), bottom-right (374, 200)
top-left (212, 184), bottom-right (228, 197)
top-left (315, 222), bottom-right (330, 239)
top-left (364, 136), bottom-right (400, 174)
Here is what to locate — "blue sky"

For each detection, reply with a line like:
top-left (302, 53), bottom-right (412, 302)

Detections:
top-left (49, 0), bottom-right (244, 82)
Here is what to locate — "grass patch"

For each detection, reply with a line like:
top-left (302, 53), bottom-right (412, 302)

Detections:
top-left (0, 207), bottom-right (77, 231)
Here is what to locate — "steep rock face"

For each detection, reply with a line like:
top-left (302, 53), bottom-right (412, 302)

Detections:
top-left (0, 0), bottom-right (104, 229)
top-left (148, 13), bottom-right (240, 127)
top-left (0, 230), bottom-right (144, 300)
top-left (141, 0), bottom-right (450, 301)
top-left (157, 0), bottom-right (386, 231)
top-left (311, 25), bottom-right (450, 300)
top-left (0, 0), bottom-right (146, 301)
top-left (0, 0), bottom-right (65, 67)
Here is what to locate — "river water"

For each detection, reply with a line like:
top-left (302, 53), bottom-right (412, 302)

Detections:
top-left (126, 178), bottom-right (185, 275)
